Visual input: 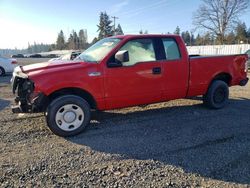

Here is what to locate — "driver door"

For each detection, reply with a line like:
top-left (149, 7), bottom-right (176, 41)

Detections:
top-left (104, 38), bottom-right (163, 109)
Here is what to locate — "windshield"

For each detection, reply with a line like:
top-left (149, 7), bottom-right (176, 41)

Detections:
top-left (77, 38), bottom-right (121, 62)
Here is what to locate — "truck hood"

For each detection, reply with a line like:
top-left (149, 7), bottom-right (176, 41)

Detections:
top-left (12, 60), bottom-right (93, 79)
top-left (22, 60), bottom-right (80, 73)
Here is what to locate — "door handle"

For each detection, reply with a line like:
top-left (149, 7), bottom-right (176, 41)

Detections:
top-left (152, 67), bottom-right (161, 74)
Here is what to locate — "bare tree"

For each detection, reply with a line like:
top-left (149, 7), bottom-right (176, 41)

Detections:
top-left (193, 0), bottom-right (249, 44)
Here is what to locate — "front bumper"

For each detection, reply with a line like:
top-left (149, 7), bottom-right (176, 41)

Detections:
top-left (11, 92), bottom-right (48, 113)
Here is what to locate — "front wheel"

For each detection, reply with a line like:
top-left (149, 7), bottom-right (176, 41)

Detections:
top-left (0, 67), bottom-right (5, 76)
top-left (203, 80), bottom-right (229, 109)
top-left (46, 95), bottom-right (91, 137)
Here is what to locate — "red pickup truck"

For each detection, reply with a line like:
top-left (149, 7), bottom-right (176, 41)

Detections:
top-left (11, 35), bottom-right (249, 136)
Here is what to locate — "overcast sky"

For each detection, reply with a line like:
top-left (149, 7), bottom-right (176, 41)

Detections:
top-left (0, 0), bottom-right (250, 49)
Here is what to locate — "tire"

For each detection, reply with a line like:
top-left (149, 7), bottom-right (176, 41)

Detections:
top-left (203, 80), bottom-right (229, 109)
top-left (46, 95), bottom-right (91, 137)
top-left (0, 67), bottom-right (5, 76)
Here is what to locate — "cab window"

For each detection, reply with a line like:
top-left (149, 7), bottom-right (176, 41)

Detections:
top-left (246, 50), bottom-right (250, 56)
top-left (162, 38), bottom-right (181, 60)
top-left (120, 39), bottom-right (156, 66)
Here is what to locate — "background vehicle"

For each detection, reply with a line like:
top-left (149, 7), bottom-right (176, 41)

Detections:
top-left (0, 56), bottom-right (18, 76)
top-left (28, 54), bottom-right (42, 58)
top-left (45, 54), bottom-right (58, 58)
top-left (49, 51), bottom-right (81, 62)
top-left (11, 54), bottom-right (24, 58)
top-left (11, 35), bottom-right (249, 136)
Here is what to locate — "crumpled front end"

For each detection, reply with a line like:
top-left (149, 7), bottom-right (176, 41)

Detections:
top-left (11, 66), bottom-right (48, 113)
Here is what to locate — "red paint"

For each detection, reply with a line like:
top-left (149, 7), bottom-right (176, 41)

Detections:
top-left (11, 60), bottom-right (18, 64)
top-left (23, 35), bottom-right (248, 110)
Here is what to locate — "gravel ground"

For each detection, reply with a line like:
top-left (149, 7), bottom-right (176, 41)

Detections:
top-left (0, 69), bottom-right (250, 187)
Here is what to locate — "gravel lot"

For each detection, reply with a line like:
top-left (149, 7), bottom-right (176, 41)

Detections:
top-left (0, 59), bottom-right (250, 187)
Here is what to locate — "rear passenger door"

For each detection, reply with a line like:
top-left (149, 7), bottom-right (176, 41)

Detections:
top-left (160, 38), bottom-right (189, 100)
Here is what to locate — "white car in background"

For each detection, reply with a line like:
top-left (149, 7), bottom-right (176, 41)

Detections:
top-left (49, 51), bottom-right (82, 62)
top-left (0, 56), bottom-right (18, 76)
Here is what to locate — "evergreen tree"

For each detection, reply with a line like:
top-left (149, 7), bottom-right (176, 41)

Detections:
top-left (225, 32), bottom-right (236, 44)
top-left (115, 24), bottom-right (124, 35)
top-left (138, 29), bottom-right (149, 34)
top-left (56, 30), bottom-right (65, 50)
top-left (97, 12), bottom-right (113, 39)
top-left (73, 31), bottom-right (80, 49)
top-left (33, 42), bottom-right (38, 53)
top-left (203, 32), bottom-right (212, 45)
top-left (195, 34), bottom-right (203, 45)
top-left (49, 44), bottom-right (56, 51)
top-left (247, 28), bottom-right (250, 43)
top-left (67, 33), bottom-right (74, 50)
top-left (91, 37), bottom-right (99, 45)
top-left (66, 30), bottom-right (80, 50)
top-left (247, 28), bottom-right (250, 37)
top-left (235, 22), bottom-right (248, 43)
top-left (27, 42), bottom-right (32, 53)
top-left (174, 26), bottom-right (180, 35)
top-left (190, 33), bottom-right (195, 46)
top-left (181, 31), bottom-right (191, 45)
top-left (79, 29), bottom-right (88, 49)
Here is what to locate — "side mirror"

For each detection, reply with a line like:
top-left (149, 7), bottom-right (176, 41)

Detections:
top-left (115, 50), bottom-right (129, 63)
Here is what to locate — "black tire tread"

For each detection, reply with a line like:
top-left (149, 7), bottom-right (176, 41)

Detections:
top-left (203, 80), bottom-right (229, 109)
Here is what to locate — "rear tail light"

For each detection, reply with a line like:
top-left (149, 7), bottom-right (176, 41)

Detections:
top-left (11, 61), bottom-right (17, 64)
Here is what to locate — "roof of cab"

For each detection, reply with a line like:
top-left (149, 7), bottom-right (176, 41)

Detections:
top-left (110, 34), bottom-right (180, 39)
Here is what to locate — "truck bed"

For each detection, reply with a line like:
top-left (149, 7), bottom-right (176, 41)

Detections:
top-left (187, 54), bottom-right (248, 97)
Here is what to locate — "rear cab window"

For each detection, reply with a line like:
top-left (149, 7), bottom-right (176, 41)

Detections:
top-left (246, 50), bottom-right (250, 56)
top-left (162, 38), bottom-right (181, 61)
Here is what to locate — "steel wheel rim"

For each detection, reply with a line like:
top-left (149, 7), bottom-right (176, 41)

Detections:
top-left (55, 104), bottom-right (84, 131)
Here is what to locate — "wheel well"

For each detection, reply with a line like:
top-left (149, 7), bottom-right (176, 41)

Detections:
top-left (48, 88), bottom-right (97, 109)
top-left (212, 73), bottom-right (232, 85)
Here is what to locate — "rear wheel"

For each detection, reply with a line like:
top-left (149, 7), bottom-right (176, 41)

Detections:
top-left (0, 67), bottom-right (5, 76)
top-left (203, 80), bottom-right (229, 109)
top-left (46, 95), bottom-right (91, 137)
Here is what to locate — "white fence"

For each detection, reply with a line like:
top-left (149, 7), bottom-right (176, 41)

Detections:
top-left (187, 44), bottom-right (250, 55)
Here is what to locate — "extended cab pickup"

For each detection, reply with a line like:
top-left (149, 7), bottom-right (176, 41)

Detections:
top-left (11, 35), bottom-right (249, 136)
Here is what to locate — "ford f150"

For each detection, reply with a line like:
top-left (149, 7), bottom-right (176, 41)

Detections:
top-left (11, 35), bottom-right (249, 136)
